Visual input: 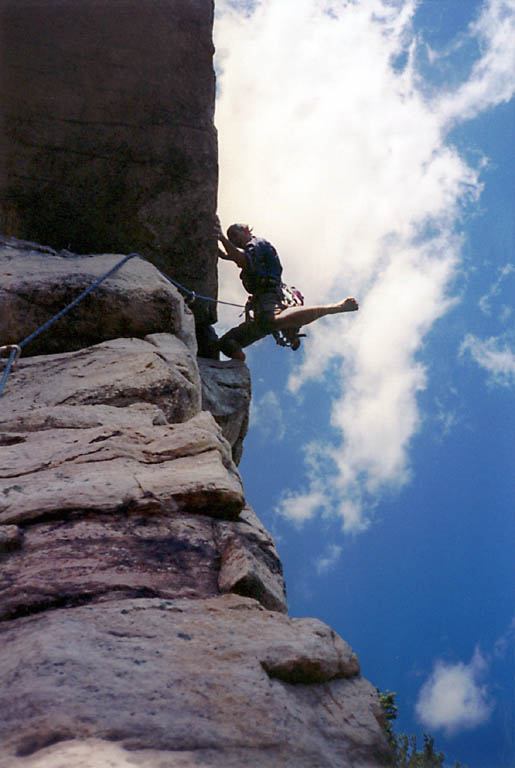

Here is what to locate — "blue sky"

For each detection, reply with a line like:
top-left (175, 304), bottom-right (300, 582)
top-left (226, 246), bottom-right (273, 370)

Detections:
top-left (213, 1), bottom-right (514, 765)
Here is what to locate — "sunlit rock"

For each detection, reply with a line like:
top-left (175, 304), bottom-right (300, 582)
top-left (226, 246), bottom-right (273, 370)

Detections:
top-left (0, 596), bottom-right (389, 768)
top-left (0, 238), bottom-right (197, 356)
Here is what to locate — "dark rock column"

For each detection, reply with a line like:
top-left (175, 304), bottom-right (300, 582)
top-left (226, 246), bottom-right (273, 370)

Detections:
top-left (0, 0), bottom-right (219, 325)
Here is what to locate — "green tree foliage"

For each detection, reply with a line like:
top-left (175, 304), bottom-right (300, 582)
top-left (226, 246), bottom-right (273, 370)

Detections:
top-left (377, 690), bottom-right (468, 768)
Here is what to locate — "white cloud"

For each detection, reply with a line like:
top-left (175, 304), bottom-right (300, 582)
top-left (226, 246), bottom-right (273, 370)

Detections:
top-left (315, 543), bottom-right (342, 575)
top-left (415, 648), bottom-right (493, 735)
top-left (437, 0), bottom-right (515, 126)
top-left (214, 0), bottom-right (515, 530)
top-left (277, 487), bottom-right (328, 527)
top-left (494, 616), bottom-right (515, 658)
top-left (478, 263), bottom-right (514, 316)
top-left (461, 332), bottom-right (515, 385)
top-left (434, 406), bottom-right (460, 437)
top-left (250, 390), bottom-right (286, 440)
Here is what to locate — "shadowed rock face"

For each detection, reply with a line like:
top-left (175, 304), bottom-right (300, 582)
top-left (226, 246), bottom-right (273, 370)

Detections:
top-left (0, 0), bottom-right (218, 325)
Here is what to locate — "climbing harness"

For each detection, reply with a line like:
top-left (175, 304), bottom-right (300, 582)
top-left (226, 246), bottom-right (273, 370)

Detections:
top-left (0, 252), bottom-right (245, 397)
top-left (243, 283), bottom-right (306, 351)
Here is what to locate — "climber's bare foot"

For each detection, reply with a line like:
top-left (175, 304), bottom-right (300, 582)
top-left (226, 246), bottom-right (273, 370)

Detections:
top-left (336, 297), bottom-right (359, 312)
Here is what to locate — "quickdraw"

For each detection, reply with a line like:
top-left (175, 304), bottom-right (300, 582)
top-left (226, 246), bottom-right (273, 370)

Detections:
top-left (272, 285), bottom-right (306, 350)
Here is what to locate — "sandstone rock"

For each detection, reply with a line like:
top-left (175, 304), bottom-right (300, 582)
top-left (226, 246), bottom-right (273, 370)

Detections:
top-left (0, 524), bottom-right (22, 552)
top-left (0, 411), bottom-right (244, 527)
top-left (0, 0), bottom-right (218, 325)
top-left (198, 357), bottom-right (251, 464)
top-left (145, 331), bottom-right (199, 391)
top-left (0, 335), bottom-right (201, 425)
top-left (260, 619), bottom-right (361, 683)
top-left (0, 403), bottom-right (171, 432)
top-left (0, 513), bottom-right (221, 621)
top-left (0, 240), bottom-right (197, 356)
top-left (0, 322), bottom-right (388, 765)
top-left (0, 595), bottom-right (390, 768)
top-left (0, 319), bottom-right (286, 622)
top-left (216, 505), bottom-right (287, 613)
top-left (0, 253), bottom-right (388, 766)
top-left (0, 348), bottom-right (283, 622)
top-left (0, 504), bottom-right (288, 624)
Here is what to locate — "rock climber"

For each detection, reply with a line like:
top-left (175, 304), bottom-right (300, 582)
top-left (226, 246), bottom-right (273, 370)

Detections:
top-left (216, 222), bottom-right (358, 361)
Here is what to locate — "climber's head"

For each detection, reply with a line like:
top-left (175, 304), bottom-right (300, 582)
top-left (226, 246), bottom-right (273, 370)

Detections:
top-left (227, 223), bottom-right (253, 247)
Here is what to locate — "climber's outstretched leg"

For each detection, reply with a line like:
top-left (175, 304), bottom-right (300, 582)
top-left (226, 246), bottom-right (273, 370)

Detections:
top-left (271, 297), bottom-right (358, 331)
top-left (218, 317), bottom-right (270, 362)
top-left (218, 298), bottom-right (358, 360)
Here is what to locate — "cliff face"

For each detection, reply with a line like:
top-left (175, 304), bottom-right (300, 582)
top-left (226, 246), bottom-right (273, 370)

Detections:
top-left (0, 240), bottom-right (390, 767)
top-left (0, 0), bottom-right (218, 326)
top-left (0, 3), bottom-right (391, 766)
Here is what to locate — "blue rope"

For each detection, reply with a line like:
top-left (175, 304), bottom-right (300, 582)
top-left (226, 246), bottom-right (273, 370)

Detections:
top-left (17, 252), bottom-right (139, 351)
top-left (157, 269), bottom-right (244, 309)
top-left (0, 348), bottom-right (18, 398)
top-left (0, 252), bottom-right (244, 397)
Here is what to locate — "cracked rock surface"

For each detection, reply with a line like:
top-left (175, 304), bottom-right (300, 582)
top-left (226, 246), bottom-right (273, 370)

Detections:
top-left (0, 238), bottom-right (390, 766)
top-left (0, 242), bottom-right (197, 356)
top-left (0, 596), bottom-right (389, 768)
top-left (198, 357), bottom-right (251, 465)
top-left (0, 241), bottom-right (390, 765)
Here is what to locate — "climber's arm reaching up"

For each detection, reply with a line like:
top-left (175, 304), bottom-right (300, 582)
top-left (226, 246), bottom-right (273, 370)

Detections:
top-left (217, 233), bottom-right (247, 269)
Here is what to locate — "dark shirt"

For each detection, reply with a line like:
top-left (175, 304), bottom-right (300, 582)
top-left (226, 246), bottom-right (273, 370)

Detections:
top-left (240, 237), bottom-right (282, 295)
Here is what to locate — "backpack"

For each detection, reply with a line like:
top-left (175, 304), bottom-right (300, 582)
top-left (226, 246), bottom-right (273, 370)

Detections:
top-left (240, 238), bottom-right (282, 294)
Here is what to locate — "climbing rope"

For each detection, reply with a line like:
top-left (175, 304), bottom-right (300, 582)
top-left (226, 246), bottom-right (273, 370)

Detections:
top-left (0, 345), bottom-right (21, 398)
top-left (0, 252), bottom-right (244, 397)
top-left (156, 269), bottom-right (244, 309)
